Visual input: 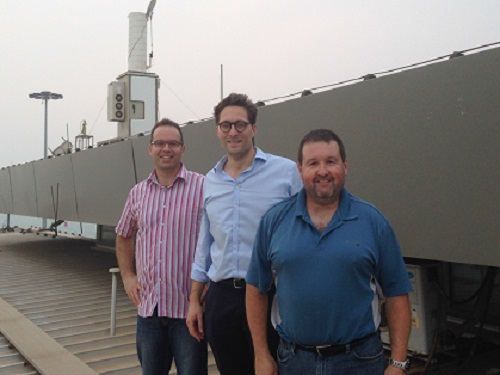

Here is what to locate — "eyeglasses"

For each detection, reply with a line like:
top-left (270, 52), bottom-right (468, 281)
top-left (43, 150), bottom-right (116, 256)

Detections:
top-left (151, 140), bottom-right (183, 149)
top-left (218, 121), bottom-right (251, 133)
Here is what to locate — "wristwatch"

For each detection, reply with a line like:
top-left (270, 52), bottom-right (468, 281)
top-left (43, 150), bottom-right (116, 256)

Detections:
top-left (389, 358), bottom-right (410, 372)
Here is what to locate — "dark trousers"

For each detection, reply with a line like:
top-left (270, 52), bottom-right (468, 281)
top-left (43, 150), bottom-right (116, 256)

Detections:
top-left (204, 281), bottom-right (279, 375)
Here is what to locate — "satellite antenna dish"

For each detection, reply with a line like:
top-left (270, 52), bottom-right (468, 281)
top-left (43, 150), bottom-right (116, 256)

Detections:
top-left (146, 0), bottom-right (156, 19)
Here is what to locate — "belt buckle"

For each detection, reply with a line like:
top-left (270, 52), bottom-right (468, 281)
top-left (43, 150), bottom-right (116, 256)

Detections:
top-left (233, 278), bottom-right (244, 289)
top-left (315, 345), bottom-right (329, 356)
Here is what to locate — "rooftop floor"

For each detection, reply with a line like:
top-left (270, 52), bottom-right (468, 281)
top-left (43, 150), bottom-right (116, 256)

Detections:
top-left (0, 232), bottom-right (499, 375)
top-left (0, 233), bottom-right (217, 375)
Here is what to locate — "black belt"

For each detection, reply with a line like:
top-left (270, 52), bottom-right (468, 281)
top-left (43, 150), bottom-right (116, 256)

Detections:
top-left (215, 278), bottom-right (246, 289)
top-left (294, 332), bottom-right (376, 357)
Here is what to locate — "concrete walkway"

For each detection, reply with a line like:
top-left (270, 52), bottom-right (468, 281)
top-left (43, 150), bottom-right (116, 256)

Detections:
top-left (0, 298), bottom-right (96, 375)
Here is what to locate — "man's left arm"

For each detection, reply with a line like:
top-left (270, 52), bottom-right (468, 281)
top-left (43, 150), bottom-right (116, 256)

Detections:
top-left (246, 284), bottom-right (277, 375)
top-left (384, 294), bottom-right (411, 374)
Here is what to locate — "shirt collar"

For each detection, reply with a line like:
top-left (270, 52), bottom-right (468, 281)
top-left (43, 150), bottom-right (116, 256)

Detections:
top-left (213, 147), bottom-right (267, 174)
top-left (147, 164), bottom-right (187, 186)
top-left (295, 187), bottom-right (353, 220)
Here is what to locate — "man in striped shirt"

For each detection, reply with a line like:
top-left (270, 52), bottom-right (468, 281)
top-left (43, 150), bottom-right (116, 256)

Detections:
top-left (116, 118), bottom-right (207, 375)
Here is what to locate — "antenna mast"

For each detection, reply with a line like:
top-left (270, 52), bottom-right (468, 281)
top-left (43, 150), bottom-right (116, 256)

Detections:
top-left (146, 0), bottom-right (157, 70)
top-left (220, 64), bottom-right (224, 100)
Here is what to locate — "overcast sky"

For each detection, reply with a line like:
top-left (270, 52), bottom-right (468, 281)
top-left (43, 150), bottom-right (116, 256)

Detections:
top-left (1, 1), bottom-right (499, 168)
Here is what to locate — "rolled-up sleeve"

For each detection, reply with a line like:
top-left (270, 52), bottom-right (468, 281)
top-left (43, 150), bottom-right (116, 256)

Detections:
top-left (191, 207), bottom-right (213, 283)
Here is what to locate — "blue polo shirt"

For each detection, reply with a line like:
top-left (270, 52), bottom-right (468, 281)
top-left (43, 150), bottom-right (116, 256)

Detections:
top-left (246, 188), bottom-right (412, 345)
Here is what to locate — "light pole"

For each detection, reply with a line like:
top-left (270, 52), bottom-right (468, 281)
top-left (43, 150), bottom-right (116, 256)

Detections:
top-left (29, 91), bottom-right (63, 229)
top-left (29, 91), bottom-right (63, 160)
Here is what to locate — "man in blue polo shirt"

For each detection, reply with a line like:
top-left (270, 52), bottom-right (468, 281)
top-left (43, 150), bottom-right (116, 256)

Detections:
top-left (246, 129), bottom-right (412, 375)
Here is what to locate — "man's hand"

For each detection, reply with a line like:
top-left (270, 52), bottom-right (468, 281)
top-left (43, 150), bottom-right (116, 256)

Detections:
top-left (186, 280), bottom-right (207, 341)
top-left (255, 352), bottom-right (277, 375)
top-left (384, 364), bottom-right (406, 375)
top-left (186, 299), bottom-right (204, 341)
top-left (122, 273), bottom-right (141, 306)
top-left (246, 284), bottom-right (276, 375)
top-left (115, 234), bottom-right (140, 307)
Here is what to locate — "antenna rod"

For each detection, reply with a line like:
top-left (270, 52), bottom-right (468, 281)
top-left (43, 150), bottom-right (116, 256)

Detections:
top-left (220, 64), bottom-right (224, 100)
top-left (148, 16), bottom-right (154, 69)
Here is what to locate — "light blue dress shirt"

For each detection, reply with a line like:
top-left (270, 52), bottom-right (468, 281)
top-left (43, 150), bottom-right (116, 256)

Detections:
top-left (191, 148), bottom-right (303, 283)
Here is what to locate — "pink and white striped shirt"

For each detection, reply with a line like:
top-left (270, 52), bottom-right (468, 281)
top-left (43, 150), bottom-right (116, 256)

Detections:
top-left (116, 165), bottom-right (204, 318)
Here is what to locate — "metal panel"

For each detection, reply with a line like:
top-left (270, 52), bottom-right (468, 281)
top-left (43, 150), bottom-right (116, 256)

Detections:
top-left (33, 155), bottom-right (79, 221)
top-left (130, 74), bottom-right (158, 135)
top-left (10, 163), bottom-right (38, 217)
top-left (182, 119), bottom-right (225, 174)
top-left (0, 168), bottom-right (13, 214)
top-left (131, 121), bottom-right (223, 183)
top-left (1, 47), bottom-right (499, 266)
top-left (131, 134), bottom-right (154, 182)
top-left (256, 48), bottom-right (500, 266)
top-left (72, 141), bottom-right (137, 226)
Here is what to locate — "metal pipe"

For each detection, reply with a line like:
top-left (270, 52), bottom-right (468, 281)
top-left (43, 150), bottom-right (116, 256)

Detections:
top-left (42, 98), bottom-right (48, 229)
top-left (109, 267), bottom-right (120, 336)
top-left (44, 98), bottom-right (48, 160)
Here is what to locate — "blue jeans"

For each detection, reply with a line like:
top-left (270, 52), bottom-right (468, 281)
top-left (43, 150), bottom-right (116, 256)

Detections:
top-left (136, 308), bottom-right (207, 375)
top-left (277, 333), bottom-right (384, 375)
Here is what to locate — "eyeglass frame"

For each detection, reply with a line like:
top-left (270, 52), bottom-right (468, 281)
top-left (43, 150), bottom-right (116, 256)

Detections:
top-left (217, 121), bottom-right (252, 133)
top-left (150, 140), bottom-right (184, 149)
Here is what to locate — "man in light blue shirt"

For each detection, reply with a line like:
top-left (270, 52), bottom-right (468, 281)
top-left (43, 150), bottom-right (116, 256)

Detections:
top-left (187, 93), bottom-right (302, 375)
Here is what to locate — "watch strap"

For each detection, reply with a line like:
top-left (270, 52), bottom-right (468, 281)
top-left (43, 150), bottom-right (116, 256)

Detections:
top-left (389, 358), bottom-right (410, 372)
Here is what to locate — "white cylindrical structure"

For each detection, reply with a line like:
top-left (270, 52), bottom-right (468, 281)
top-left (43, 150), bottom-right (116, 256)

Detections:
top-left (128, 12), bottom-right (148, 72)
